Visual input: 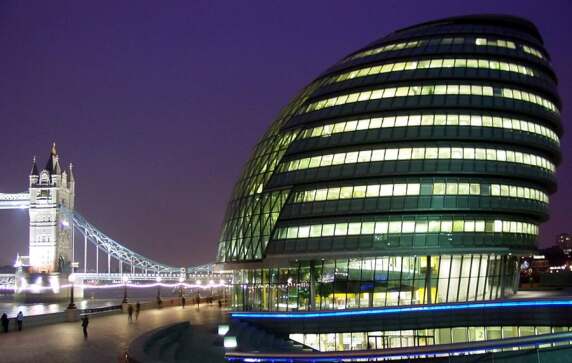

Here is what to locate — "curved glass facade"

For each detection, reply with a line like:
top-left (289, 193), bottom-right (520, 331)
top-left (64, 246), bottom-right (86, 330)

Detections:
top-left (217, 15), bottom-right (561, 311)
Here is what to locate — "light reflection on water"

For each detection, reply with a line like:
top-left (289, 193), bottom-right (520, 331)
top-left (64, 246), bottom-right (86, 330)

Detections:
top-left (0, 288), bottom-right (183, 318)
top-left (0, 301), bottom-right (81, 318)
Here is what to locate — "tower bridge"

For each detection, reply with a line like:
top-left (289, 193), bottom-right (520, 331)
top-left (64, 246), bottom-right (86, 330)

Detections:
top-left (0, 144), bottom-right (219, 299)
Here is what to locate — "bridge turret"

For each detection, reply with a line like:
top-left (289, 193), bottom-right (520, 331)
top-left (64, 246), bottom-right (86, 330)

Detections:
top-left (45, 142), bottom-right (62, 186)
top-left (68, 163), bottom-right (75, 203)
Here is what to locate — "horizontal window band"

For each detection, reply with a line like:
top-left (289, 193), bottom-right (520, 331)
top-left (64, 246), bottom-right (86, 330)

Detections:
top-left (347, 36), bottom-right (545, 62)
top-left (281, 146), bottom-right (555, 173)
top-left (328, 58), bottom-right (540, 85)
top-left (275, 219), bottom-right (538, 240)
top-left (303, 84), bottom-right (558, 114)
top-left (291, 182), bottom-right (548, 204)
top-left (299, 113), bottom-right (559, 144)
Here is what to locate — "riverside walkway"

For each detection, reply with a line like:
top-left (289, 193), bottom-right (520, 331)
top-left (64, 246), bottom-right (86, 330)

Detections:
top-left (0, 303), bottom-right (225, 362)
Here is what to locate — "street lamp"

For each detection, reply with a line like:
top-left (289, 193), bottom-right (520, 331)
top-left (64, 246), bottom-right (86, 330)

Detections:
top-left (122, 275), bottom-right (128, 304)
top-left (156, 276), bottom-right (162, 300)
top-left (178, 277), bottom-right (184, 298)
top-left (67, 273), bottom-right (76, 309)
top-left (220, 279), bottom-right (226, 306)
top-left (155, 276), bottom-right (163, 308)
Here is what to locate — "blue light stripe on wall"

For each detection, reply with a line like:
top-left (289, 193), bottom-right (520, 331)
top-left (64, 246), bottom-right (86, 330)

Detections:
top-left (231, 299), bottom-right (572, 319)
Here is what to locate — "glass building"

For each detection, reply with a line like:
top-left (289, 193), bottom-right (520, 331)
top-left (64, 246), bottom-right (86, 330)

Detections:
top-left (216, 15), bottom-right (561, 312)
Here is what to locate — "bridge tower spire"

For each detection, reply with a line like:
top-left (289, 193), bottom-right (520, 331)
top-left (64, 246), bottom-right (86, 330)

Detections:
top-left (29, 156), bottom-right (39, 185)
top-left (28, 143), bottom-right (75, 273)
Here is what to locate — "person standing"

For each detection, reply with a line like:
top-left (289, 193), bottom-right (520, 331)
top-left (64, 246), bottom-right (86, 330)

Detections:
top-left (181, 296), bottom-right (185, 309)
top-left (16, 311), bottom-right (23, 331)
top-left (195, 295), bottom-right (200, 310)
top-left (1, 313), bottom-right (8, 333)
top-left (128, 304), bottom-right (134, 323)
top-left (81, 315), bottom-right (89, 339)
top-left (135, 302), bottom-right (141, 321)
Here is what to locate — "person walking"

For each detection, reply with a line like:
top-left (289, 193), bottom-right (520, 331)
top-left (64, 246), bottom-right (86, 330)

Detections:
top-left (181, 296), bottom-right (185, 309)
top-left (128, 304), bottom-right (134, 323)
top-left (195, 295), bottom-right (200, 310)
top-left (16, 311), bottom-right (23, 331)
top-left (135, 302), bottom-right (140, 321)
top-left (81, 315), bottom-right (89, 339)
top-left (1, 313), bottom-right (8, 333)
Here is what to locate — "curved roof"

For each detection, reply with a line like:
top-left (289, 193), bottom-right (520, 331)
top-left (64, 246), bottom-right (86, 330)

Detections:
top-left (394, 14), bottom-right (543, 42)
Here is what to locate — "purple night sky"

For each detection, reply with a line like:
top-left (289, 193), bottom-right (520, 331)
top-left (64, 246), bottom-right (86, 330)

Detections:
top-left (0, 1), bottom-right (570, 267)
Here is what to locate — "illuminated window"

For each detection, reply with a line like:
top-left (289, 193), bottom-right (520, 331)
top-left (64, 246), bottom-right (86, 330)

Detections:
top-left (282, 146), bottom-right (555, 173)
top-left (276, 218), bottom-right (539, 239)
top-left (329, 58), bottom-right (537, 85)
top-left (304, 84), bottom-right (557, 114)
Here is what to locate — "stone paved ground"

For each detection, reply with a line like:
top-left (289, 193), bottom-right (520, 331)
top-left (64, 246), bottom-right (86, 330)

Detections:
top-left (0, 303), bottom-right (226, 362)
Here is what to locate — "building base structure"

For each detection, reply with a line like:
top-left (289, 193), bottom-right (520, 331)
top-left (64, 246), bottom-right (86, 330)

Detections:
top-left (224, 298), bottom-right (572, 361)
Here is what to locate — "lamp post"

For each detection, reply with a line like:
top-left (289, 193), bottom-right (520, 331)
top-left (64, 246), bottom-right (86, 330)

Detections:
top-left (156, 276), bottom-right (162, 300)
top-left (67, 273), bottom-right (76, 309)
top-left (220, 279), bottom-right (225, 305)
top-left (122, 275), bottom-right (128, 304)
top-left (196, 280), bottom-right (202, 309)
top-left (178, 277), bottom-right (184, 298)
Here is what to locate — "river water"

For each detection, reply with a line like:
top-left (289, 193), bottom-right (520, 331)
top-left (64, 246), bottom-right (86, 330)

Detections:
top-left (0, 286), bottom-right (187, 318)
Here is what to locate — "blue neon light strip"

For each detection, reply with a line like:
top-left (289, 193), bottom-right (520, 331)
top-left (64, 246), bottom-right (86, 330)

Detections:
top-left (231, 299), bottom-right (572, 319)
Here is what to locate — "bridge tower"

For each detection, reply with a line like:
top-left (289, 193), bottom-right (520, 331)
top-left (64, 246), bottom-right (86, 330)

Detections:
top-left (28, 143), bottom-right (75, 273)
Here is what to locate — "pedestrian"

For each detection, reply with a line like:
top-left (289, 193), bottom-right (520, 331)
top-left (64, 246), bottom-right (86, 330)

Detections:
top-left (218, 299), bottom-right (222, 309)
top-left (1, 313), bottom-right (8, 333)
top-left (81, 315), bottom-right (89, 339)
top-left (16, 311), bottom-right (23, 331)
top-left (181, 296), bottom-right (185, 309)
top-left (128, 304), bottom-right (133, 322)
top-left (195, 295), bottom-right (200, 310)
top-left (135, 301), bottom-right (140, 321)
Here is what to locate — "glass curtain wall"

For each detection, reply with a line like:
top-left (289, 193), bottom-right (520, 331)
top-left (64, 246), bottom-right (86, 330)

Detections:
top-left (289, 325), bottom-right (572, 352)
top-left (231, 253), bottom-right (518, 311)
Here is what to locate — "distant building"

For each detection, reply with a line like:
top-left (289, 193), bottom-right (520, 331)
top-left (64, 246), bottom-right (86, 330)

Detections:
top-left (558, 233), bottom-right (572, 254)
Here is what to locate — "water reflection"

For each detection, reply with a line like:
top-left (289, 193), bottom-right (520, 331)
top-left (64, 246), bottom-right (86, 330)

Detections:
top-left (0, 288), bottom-right (183, 318)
